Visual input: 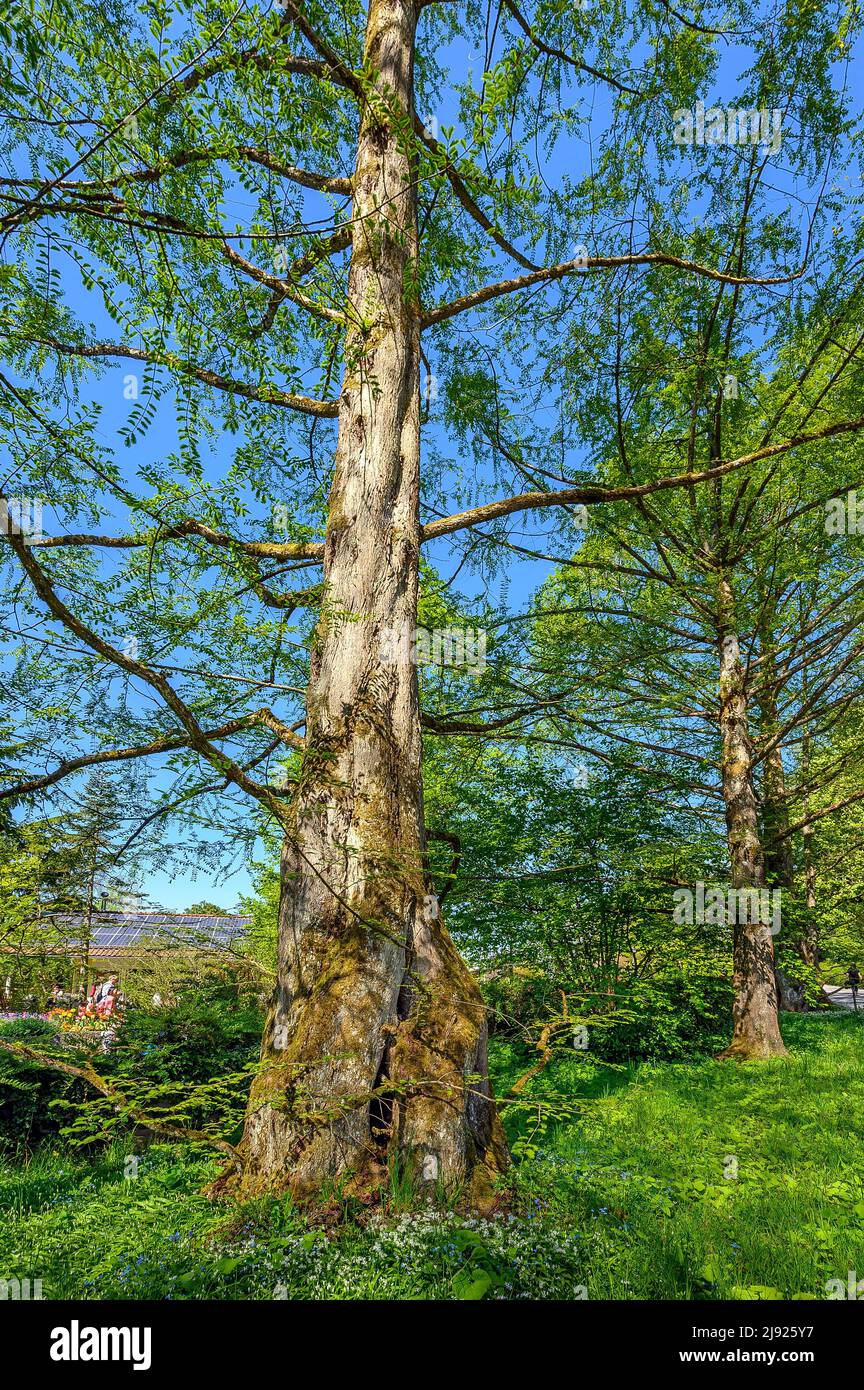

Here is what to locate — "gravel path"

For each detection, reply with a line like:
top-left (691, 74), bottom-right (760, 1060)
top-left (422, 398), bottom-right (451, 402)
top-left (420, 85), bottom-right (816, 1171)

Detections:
top-left (822, 985), bottom-right (862, 1011)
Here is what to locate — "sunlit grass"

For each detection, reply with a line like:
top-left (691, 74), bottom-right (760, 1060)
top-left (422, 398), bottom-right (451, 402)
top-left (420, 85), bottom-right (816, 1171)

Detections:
top-left (1, 1013), bottom-right (862, 1298)
top-left (502, 1012), bottom-right (864, 1298)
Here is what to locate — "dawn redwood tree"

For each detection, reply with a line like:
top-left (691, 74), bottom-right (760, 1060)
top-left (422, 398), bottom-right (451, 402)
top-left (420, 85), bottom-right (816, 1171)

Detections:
top-left (1, 0), bottom-right (859, 1195)
top-left (424, 6), bottom-right (863, 1057)
top-left (524, 244), bottom-right (864, 1055)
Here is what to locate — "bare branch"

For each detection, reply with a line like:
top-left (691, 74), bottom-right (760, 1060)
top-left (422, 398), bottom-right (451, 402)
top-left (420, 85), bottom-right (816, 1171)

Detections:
top-left (422, 250), bottom-right (804, 327)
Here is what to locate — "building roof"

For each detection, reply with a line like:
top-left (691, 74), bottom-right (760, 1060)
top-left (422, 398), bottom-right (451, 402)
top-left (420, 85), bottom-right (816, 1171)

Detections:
top-left (42, 910), bottom-right (252, 956)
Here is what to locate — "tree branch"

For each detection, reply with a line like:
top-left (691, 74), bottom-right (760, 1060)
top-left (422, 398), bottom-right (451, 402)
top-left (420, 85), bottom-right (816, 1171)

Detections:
top-left (422, 250), bottom-right (805, 327)
top-left (413, 118), bottom-right (540, 271)
top-left (32, 517), bottom-right (325, 562)
top-left (0, 1038), bottom-right (242, 1167)
top-left (1, 505), bottom-right (292, 821)
top-left (0, 708), bottom-right (304, 804)
top-left (0, 148), bottom-right (352, 196)
top-left (35, 337), bottom-right (339, 417)
top-left (501, 0), bottom-right (641, 97)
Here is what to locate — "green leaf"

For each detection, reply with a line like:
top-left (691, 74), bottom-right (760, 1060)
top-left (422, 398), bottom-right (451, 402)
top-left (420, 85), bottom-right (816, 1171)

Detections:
top-left (453, 1268), bottom-right (493, 1300)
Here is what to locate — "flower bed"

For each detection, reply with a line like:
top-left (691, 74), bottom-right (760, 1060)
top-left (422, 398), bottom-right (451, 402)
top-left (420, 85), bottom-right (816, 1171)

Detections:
top-left (46, 1008), bottom-right (117, 1032)
top-left (0, 1010), bottom-right (120, 1058)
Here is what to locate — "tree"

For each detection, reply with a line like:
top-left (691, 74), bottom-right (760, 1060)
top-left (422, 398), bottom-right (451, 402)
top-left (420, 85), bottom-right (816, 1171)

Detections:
top-left (513, 206), bottom-right (864, 1053)
top-left (0, 771), bottom-right (149, 1005)
top-left (1, 0), bottom-right (861, 1197)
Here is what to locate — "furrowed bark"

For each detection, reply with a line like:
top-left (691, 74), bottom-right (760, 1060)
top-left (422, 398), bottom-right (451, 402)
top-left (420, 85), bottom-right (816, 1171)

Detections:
top-left (717, 575), bottom-right (787, 1058)
top-left (238, 0), bottom-right (507, 1205)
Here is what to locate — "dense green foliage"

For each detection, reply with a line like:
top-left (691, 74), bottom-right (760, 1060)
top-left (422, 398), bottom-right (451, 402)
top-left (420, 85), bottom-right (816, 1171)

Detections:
top-left (1, 982), bottom-right (264, 1155)
top-left (2, 0), bottom-right (864, 1305)
top-left (114, 979), bottom-right (262, 1089)
top-left (0, 1018), bottom-right (84, 1153)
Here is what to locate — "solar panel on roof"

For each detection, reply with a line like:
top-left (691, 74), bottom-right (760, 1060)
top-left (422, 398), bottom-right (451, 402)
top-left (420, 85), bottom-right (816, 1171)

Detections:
top-left (28, 911), bottom-right (253, 952)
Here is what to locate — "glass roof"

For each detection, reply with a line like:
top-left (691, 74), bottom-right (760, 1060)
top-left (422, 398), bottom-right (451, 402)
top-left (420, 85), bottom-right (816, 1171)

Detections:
top-left (43, 912), bottom-right (252, 952)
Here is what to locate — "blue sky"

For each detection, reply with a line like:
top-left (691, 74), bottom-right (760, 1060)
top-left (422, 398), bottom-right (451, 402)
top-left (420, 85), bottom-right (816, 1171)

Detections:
top-left (2, 3), bottom-right (855, 910)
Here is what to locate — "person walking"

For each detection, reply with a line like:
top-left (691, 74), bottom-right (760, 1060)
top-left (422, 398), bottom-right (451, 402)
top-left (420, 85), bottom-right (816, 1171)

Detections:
top-left (845, 964), bottom-right (861, 1011)
top-left (94, 974), bottom-right (119, 1018)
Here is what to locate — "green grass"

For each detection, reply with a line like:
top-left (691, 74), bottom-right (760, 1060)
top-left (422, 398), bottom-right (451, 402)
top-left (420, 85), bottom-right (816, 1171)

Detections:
top-left (1, 1012), bottom-right (863, 1299)
top-left (497, 1011), bottom-right (864, 1298)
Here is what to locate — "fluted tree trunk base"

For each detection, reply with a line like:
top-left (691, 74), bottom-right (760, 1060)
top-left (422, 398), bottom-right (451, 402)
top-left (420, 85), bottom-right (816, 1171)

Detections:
top-left (235, 903), bottom-right (508, 1210)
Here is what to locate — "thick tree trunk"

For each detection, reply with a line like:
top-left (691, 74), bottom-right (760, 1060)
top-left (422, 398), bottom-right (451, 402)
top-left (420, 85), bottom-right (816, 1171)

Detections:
top-left (755, 618), bottom-right (808, 1010)
top-left (717, 576), bottom-right (787, 1058)
top-left (239, 0), bottom-right (507, 1205)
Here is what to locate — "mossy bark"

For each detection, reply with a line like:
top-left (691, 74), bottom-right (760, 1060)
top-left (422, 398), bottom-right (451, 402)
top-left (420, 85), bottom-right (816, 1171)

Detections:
top-left (238, 0), bottom-right (507, 1205)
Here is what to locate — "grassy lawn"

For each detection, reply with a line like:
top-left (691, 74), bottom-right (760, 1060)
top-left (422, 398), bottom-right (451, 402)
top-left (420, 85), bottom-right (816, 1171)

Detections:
top-left (496, 1011), bottom-right (864, 1299)
top-left (2, 1012), bottom-right (863, 1300)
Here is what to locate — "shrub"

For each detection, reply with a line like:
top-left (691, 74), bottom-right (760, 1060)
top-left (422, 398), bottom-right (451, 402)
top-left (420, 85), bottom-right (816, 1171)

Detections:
top-left (112, 979), bottom-right (263, 1088)
top-left (85, 979), bottom-right (266, 1136)
top-left (590, 970), bottom-right (731, 1062)
top-left (0, 1017), bottom-right (84, 1153)
top-left (483, 960), bottom-right (731, 1063)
